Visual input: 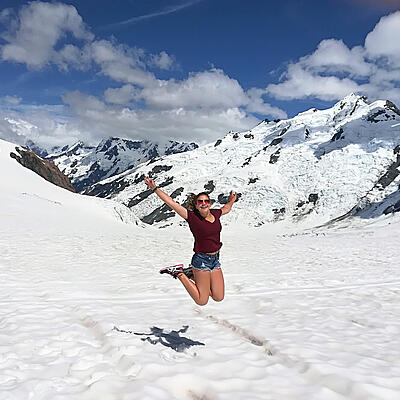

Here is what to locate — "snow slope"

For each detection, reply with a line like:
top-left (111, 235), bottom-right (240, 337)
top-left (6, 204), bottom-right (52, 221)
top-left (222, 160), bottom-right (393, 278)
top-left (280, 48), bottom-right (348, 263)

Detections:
top-left (0, 139), bottom-right (141, 229)
top-left (1, 136), bottom-right (400, 399)
top-left (89, 94), bottom-right (400, 228)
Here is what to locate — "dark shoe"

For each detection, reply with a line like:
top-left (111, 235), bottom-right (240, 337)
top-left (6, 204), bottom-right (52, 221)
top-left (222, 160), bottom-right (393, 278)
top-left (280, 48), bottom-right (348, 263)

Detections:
top-left (159, 264), bottom-right (185, 279)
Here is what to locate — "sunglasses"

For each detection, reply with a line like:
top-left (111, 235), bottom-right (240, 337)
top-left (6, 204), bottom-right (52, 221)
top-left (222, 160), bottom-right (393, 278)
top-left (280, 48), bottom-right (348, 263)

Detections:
top-left (197, 199), bottom-right (210, 205)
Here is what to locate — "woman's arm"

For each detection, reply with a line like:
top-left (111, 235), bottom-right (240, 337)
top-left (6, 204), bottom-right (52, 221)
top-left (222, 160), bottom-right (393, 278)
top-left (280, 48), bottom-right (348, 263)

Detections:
top-left (221, 191), bottom-right (237, 215)
top-left (144, 177), bottom-right (188, 220)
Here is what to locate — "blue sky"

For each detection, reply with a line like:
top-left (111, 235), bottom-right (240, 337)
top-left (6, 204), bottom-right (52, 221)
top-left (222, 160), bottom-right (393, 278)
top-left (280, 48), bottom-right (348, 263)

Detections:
top-left (0, 0), bottom-right (400, 148)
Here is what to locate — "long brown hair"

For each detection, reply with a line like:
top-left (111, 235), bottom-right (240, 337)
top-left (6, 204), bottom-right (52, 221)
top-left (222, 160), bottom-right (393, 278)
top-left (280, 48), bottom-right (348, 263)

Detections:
top-left (185, 192), bottom-right (210, 210)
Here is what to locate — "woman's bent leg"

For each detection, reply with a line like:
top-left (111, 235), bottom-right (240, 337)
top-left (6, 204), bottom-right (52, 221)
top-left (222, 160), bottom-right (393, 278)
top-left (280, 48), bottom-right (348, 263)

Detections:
top-left (178, 269), bottom-right (211, 306)
top-left (210, 268), bottom-right (224, 302)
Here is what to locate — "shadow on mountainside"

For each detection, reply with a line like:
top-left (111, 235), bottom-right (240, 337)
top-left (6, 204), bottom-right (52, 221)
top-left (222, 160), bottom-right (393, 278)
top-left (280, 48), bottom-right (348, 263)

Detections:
top-left (355, 191), bottom-right (400, 219)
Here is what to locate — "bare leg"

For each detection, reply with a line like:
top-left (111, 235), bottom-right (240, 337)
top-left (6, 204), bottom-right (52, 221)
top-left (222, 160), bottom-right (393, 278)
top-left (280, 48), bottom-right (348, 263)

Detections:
top-left (210, 268), bottom-right (225, 302)
top-left (178, 269), bottom-right (211, 306)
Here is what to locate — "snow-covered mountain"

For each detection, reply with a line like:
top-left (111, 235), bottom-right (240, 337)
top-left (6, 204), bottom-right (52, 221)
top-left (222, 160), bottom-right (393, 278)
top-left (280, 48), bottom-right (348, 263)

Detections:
top-left (86, 94), bottom-right (400, 227)
top-left (47, 137), bottom-right (198, 193)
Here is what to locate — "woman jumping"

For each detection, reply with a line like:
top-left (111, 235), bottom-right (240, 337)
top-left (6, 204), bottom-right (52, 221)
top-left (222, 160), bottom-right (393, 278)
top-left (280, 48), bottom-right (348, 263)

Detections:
top-left (144, 177), bottom-right (237, 306)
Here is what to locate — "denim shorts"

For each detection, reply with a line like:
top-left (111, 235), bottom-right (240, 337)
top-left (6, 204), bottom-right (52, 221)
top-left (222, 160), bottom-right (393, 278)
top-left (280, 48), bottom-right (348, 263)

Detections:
top-left (191, 252), bottom-right (221, 271)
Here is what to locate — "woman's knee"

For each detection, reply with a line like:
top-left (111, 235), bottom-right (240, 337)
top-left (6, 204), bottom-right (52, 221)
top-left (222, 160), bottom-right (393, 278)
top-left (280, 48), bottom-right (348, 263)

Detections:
top-left (212, 294), bottom-right (224, 302)
top-left (195, 297), bottom-right (209, 306)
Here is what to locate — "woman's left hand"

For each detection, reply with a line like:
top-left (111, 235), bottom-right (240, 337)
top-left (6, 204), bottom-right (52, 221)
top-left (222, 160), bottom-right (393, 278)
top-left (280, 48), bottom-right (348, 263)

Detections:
top-left (229, 191), bottom-right (237, 203)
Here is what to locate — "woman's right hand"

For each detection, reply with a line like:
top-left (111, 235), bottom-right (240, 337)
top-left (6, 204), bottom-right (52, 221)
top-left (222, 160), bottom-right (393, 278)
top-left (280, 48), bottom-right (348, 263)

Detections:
top-left (144, 177), bottom-right (157, 190)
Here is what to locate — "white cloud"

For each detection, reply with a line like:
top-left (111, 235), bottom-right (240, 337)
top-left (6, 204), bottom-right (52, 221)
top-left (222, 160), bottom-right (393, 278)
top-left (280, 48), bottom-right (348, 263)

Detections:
top-left (1, 1), bottom-right (93, 69)
top-left (267, 64), bottom-right (360, 101)
top-left (150, 51), bottom-right (176, 70)
top-left (0, 8), bottom-right (13, 22)
top-left (267, 11), bottom-right (400, 106)
top-left (63, 91), bottom-right (106, 113)
top-left (365, 11), bottom-right (400, 65)
top-left (0, 116), bottom-right (27, 145)
top-left (2, 95), bottom-right (22, 105)
top-left (245, 88), bottom-right (287, 119)
top-left (104, 85), bottom-right (141, 105)
top-left (89, 40), bottom-right (157, 87)
top-left (135, 69), bottom-right (286, 119)
top-left (0, 2), bottom-right (169, 82)
top-left (140, 69), bottom-right (248, 110)
top-left (53, 44), bottom-right (92, 71)
top-left (0, 105), bottom-right (83, 149)
top-left (53, 66), bottom-right (287, 143)
top-left (369, 68), bottom-right (400, 86)
top-left (304, 39), bottom-right (373, 77)
top-left (62, 90), bottom-right (259, 144)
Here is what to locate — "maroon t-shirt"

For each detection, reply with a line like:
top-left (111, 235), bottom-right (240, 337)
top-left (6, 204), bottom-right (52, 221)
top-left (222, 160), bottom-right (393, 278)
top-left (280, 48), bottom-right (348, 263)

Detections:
top-left (187, 209), bottom-right (222, 253)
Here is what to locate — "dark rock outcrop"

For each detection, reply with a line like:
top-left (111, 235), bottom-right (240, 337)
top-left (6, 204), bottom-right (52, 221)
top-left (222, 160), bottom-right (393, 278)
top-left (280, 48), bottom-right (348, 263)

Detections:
top-left (375, 152), bottom-right (400, 191)
top-left (367, 110), bottom-right (387, 123)
top-left (150, 165), bottom-right (173, 175)
top-left (331, 128), bottom-right (344, 141)
top-left (308, 193), bottom-right (319, 204)
top-left (84, 177), bottom-right (131, 198)
top-left (269, 149), bottom-right (281, 164)
top-left (218, 192), bottom-right (241, 204)
top-left (263, 137), bottom-right (282, 152)
top-left (248, 177), bottom-right (259, 184)
top-left (273, 207), bottom-right (286, 218)
top-left (383, 199), bottom-right (400, 215)
top-left (279, 125), bottom-right (291, 136)
top-left (270, 138), bottom-right (283, 146)
top-left (385, 100), bottom-right (400, 116)
top-left (204, 180), bottom-right (215, 194)
top-left (10, 147), bottom-right (75, 192)
top-left (127, 177), bottom-right (174, 208)
top-left (242, 156), bottom-right (252, 167)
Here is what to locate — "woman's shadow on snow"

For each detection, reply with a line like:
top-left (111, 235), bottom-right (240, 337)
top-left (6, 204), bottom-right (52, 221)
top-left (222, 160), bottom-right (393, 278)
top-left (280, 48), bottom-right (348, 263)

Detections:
top-left (113, 325), bottom-right (205, 353)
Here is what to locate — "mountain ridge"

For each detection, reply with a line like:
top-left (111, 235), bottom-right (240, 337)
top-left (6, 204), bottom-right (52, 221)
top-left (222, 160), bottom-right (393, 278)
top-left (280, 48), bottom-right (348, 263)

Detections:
top-left (46, 137), bottom-right (198, 193)
top-left (85, 93), bottom-right (400, 228)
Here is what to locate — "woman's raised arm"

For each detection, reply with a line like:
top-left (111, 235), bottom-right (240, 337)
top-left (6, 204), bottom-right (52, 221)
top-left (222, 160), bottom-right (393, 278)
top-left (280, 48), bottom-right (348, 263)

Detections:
top-left (221, 191), bottom-right (237, 215)
top-left (144, 177), bottom-right (188, 220)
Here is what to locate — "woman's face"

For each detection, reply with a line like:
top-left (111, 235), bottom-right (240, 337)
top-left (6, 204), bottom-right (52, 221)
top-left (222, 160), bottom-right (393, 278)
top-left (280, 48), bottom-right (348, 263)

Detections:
top-left (195, 194), bottom-right (211, 213)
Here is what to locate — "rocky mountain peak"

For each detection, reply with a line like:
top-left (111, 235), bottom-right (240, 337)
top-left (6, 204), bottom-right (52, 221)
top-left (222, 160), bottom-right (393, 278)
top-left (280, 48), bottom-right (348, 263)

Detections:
top-left (331, 93), bottom-right (369, 123)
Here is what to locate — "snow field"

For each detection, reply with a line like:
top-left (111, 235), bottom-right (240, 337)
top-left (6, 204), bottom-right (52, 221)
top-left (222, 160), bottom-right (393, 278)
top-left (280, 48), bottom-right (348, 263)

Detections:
top-left (1, 220), bottom-right (400, 399)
